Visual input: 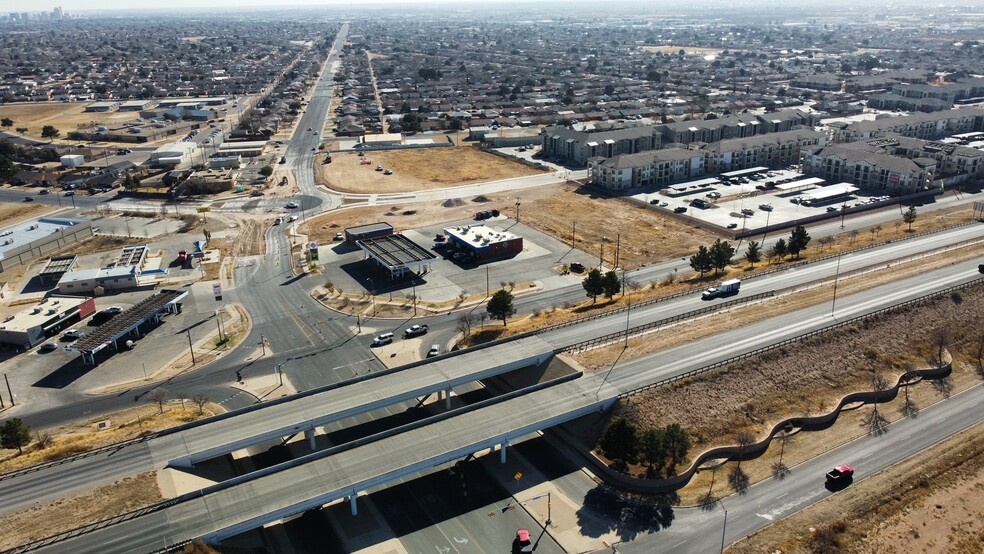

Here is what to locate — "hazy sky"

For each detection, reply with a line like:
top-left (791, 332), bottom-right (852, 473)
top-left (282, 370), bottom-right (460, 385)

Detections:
top-left (1, 0), bottom-right (501, 11)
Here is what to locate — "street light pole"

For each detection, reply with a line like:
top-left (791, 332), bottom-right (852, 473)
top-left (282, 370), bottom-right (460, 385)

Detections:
top-left (831, 243), bottom-right (844, 316)
top-left (515, 199), bottom-right (521, 223)
top-left (719, 503), bottom-right (728, 554)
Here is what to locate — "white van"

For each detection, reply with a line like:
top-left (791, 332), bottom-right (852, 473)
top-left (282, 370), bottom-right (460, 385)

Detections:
top-left (371, 332), bottom-right (394, 347)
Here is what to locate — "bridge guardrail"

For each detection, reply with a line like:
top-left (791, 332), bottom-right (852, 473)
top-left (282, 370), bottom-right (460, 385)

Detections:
top-left (560, 290), bottom-right (777, 353)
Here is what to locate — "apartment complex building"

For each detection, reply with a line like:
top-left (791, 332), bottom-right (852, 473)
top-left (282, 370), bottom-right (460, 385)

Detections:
top-left (829, 107), bottom-right (984, 143)
top-left (588, 129), bottom-right (824, 190)
top-left (799, 145), bottom-right (936, 194)
top-left (545, 110), bottom-right (818, 167)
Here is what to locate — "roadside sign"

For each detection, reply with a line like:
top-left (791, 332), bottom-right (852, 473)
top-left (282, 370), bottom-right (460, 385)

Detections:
top-left (213, 283), bottom-right (222, 300)
top-left (197, 207), bottom-right (211, 213)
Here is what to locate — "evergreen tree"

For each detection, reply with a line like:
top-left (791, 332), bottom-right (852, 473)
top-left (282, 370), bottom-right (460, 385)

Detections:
top-left (689, 245), bottom-right (714, 278)
top-left (902, 205), bottom-right (918, 231)
top-left (601, 270), bottom-right (621, 299)
top-left (640, 428), bottom-right (666, 474)
top-left (582, 268), bottom-right (604, 302)
top-left (769, 238), bottom-right (788, 261)
top-left (787, 225), bottom-right (811, 258)
top-left (0, 418), bottom-right (31, 454)
top-left (662, 423), bottom-right (692, 473)
top-left (600, 418), bottom-right (638, 463)
top-left (486, 289), bottom-right (516, 326)
top-left (709, 239), bottom-right (736, 274)
top-left (745, 240), bottom-right (762, 267)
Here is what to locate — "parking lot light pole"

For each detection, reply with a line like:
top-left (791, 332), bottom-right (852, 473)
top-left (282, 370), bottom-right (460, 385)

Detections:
top-left (515, 199), bottom-right (521, 223)
top-left (367, 278), bottom-right (375, 316)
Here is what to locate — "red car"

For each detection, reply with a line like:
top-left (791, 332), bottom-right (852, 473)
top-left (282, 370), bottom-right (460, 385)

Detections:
top-left (515, 529), bottom-right (533, 553)
top-left (826, 465), bottom-right (854, 483)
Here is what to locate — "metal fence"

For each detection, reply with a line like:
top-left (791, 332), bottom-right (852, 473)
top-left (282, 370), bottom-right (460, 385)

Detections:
top-left (620, 275), bottom-right (984, 398)
top-left (561, 290), bottom-right (777, 353)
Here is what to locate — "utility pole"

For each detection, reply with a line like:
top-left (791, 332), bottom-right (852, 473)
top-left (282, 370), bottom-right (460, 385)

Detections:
top-left (260, 334), bottom-right (266, 356)
top-left (186, 330), bottom-right (196, 366)
top-left (571, 221), bottom-right (576, 248)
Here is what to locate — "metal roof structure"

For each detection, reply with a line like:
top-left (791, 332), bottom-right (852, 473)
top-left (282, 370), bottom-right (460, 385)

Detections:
top-left (346, 222), bottom-right (393, 236)
top-left (38, 256), bottom-right (78, 284)
top-left (358, 234), bottom-right (436, 278)
top-left (70, 289), bottom-right (188, 364)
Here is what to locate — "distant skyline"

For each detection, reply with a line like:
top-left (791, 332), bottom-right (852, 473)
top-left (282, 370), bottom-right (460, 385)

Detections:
top-left (2, 0), bottom-right (511, 11)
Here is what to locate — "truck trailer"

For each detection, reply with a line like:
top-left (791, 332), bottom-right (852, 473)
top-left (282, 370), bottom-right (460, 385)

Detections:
top-left (702, 278), bottom-right (741, 300)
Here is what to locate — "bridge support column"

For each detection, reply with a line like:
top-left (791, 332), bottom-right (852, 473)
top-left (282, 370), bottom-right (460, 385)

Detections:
top-left (500, 440), bottom-right (508, 463)
top-left (305, 428), bottom-right (316, 450)
top-left (445, 387), bottom-right (452, 410)
top-left (349, 494), bottom-right (358, 515)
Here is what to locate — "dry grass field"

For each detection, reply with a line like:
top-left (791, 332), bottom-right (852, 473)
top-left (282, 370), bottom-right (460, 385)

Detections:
top-left (0, 102), bottom-right (143, 142)
top-left (315, 145), bottom-right (546, 193)
top-left (0, 201), bottom-right (50, 226)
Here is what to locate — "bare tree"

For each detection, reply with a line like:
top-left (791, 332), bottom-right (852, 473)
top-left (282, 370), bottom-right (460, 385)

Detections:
top-left (771, 426), bottom-right (793, 479)
top-left (150, 388), bottom-right (169, 415)
top-left (698, 465), bottom-right (720, 510)
top-left (192, 393), bottom-right (209, 415)
top-left (861, 371), bottom-right (889, 436)
top-left (899, 372), bottom-right (919, 419)
top-left (817, 236), bottom-right (834, 253)
top-left (849, 229), bottom-right (860, 244)
top-left (457, 314), bottom-right (472, 337)
top-left (976, 334), bottom-right (984, 384)
top-left (34, 431), bottom-right (52, 450)
top-left (932, 376), bottom-right (953, 399)
top-left (729, 431), bottom-right (755, 494)
top-left (932, 325), bottom-right (950, 368)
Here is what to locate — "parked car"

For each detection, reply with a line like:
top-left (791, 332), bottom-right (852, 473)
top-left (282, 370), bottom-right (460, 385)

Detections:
top-left (334, 232), bottom-right (344, 241)
top-left (63, 329), bottom-right (83, 341)
top-left (102, 306), bottom-right (123, 315)
top-left (706, 191), bottom-right (722, 199)
top-left (673, 206), bottom-right (688, 213)
top-left (39, 343), bottom-right (58, 353)
top-left (404, 325), bottom-right (429, 338)
top-left (726, 222), bottom-right (738, 229)
top-left (569, 262), bottom-right (585, 273)
top-left (383, 169), bottom-right (393, 175)
top-left (741, 208), bottom-right (755, 216)
top-left (515, 529), bottom-right (533, 553)
top-left (285, 201), bottom-right (298, 209)
top-left (759, 204), bottom-right (773, 211)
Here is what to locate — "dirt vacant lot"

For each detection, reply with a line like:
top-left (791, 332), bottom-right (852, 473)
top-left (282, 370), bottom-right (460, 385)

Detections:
top-left (315, 145), bottom-right (546, 193)
top-left (0, 201), bottom-right (51, 226)
top-left (0, 102), bottom-right (142, 142)
top-left (303, 183), bottom-right (718, 270)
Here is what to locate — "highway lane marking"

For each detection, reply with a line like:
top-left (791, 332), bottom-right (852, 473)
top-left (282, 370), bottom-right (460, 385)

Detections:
top-left (775, 492), bottom-right (789, 499)
top-left (756, 513), bottom-right (774, 521)
top-left (673, 540), bottom-right (688, 548)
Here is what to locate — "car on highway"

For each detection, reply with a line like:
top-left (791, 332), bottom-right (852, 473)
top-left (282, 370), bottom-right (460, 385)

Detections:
top-left (978, 263), bottom-right (984, 274)
top-left (285, 201), bottom-right (298, 209)
top-left (371, 333), bottom-right (394, 347)
top-left (826, 464), bottom-right (854, 483)
top-left (38, 189), bottom-right (50, 195)
top-left (24, 196), bottom-right (33, 202)
top-left (274, 217), bottom-right (283, 225)
top-left (279, 156), bottom-right (287, 164)
top-left (515, 529), bottom-right (533, 553)
top-left (403, 325), bottom-right (429, 338)
top-left (63, 191), bottom-right (75, 197)
top-left (426, 345), bottom-right (441, 358)
top-left (288, 215), bottom-right (298, 222)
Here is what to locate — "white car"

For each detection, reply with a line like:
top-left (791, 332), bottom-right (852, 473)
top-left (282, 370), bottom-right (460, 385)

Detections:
top-left (102, 306), bottom-right (122, 315)
top-left (285, 201), bottom-right (298, 209)
top-left (63, 329), bottom-right (83, 341)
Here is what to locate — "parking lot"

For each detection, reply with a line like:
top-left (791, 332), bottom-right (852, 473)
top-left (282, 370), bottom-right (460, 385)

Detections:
top-left (630, 169), bottom-right (896, 233)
